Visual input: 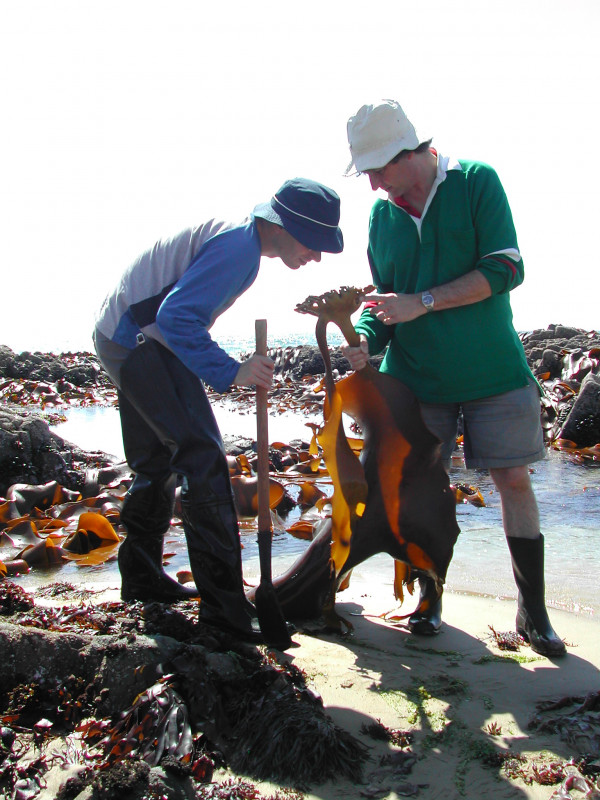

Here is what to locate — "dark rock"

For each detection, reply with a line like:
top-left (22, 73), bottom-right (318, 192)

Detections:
top-left (558, 373), bottom-right (600, 447)
top-left (222, 436), bottom-right (255, 456)
top-left (555, 325), bottom-right (583, 340)
top-left (0, 620), bottom-right (182, 716)
top-left (1, 601), bottom-right (368, 787)
top-left (528, 347), bottom-right (544, 362)
top-left (0, 345), bottom-right (15, 376)
top-left (63, 363), bottom-right (100, 387)
top-left (523, 329), bottom-right (563, 343)
top-left (239, 344), bottom-right (383, 382)
top-left (541, 349), bottom-right (562, 378)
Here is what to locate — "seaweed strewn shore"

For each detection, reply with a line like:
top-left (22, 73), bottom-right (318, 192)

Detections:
top-left (1, 324), bottom-right (599, 494)
top-left (0, 328), bottom-right (599, 800)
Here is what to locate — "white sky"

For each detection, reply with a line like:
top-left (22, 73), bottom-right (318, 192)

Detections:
top-left (1, 0), bottom-right (598, 353)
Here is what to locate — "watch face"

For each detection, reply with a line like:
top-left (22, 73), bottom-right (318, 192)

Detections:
top-left (422, 292), bottom-right (434, 310)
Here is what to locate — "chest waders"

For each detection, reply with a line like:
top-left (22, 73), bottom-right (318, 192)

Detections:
top-left (117, 339), bottom-right (261, 642)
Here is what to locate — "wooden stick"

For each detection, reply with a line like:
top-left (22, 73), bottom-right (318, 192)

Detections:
top-left (255, 319), bottom-right (271, 550)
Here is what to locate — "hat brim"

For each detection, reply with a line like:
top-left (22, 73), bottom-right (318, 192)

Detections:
top-left (345, 132), bottom-right (431, 175)
top-left (253, 202), bottom-right (343, 254)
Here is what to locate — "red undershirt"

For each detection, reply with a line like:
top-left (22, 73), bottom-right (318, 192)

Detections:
top-left (392, 148), bottom-right (438, 219)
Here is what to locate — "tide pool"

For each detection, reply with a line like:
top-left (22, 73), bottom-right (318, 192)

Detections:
top-left (50, 404), bottom-right (600, 618)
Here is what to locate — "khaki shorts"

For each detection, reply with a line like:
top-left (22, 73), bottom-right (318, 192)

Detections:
top-left (419, 382), bottom-right (545, 470)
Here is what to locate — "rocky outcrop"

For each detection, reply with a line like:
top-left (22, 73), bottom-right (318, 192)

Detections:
top-left (519, 325), bottom-right (600, 446)
top-left (0, 346), bottom-right (108, 388)
top-left (267, 343), bottom-right (382, 381)
top-left (2, 327), bottom-right (596, 391)
top-left (0, 409), bottom-right (113, 496)
top-left (520, 325), bottom-right (600, 383)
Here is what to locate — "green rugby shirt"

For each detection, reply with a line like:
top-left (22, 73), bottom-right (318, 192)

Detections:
top-left (354, 156), bottom-right (535, 404)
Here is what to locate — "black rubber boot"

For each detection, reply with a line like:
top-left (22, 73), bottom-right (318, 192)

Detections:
top-left (408, 577), bottom-right (443, 635)
top-left (507, 535), bottom-right (566, 657)
top-left (119, 475), bottom-right (198, 603)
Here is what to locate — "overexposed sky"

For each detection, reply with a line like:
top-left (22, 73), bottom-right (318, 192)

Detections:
top-left (1, 0), bottom-right (598, 353)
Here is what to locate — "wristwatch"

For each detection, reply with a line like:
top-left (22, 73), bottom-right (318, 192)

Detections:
top-left (421, 291), bottom-right (435, 312)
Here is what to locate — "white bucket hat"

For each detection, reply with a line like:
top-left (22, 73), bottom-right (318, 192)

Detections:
top-left (345, 99), bottom-right (428, 175)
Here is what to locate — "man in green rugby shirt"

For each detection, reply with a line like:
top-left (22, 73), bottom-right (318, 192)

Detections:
top-left (341, 99), bottom-right (565, 657)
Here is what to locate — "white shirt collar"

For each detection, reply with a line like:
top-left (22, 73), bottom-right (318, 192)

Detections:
top-left (389, 152), bottom-right (462, 234)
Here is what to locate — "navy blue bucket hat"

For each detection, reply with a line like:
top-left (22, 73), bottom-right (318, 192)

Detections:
top-left (253, 178), bottom-right (343, 253)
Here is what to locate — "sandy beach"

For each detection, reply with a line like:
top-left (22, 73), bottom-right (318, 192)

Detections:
top-left (262, 580), bottom-right (600, 800)
top-left (24, 574), bottom-right (598, 800)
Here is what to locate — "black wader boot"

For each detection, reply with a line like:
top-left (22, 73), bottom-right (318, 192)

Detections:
top-left (119, 474), bottom-right (198, 603)
top-left (507, 535), bottom-right (566, 657)
top-left (118, 340), bottom-right (262, 643)
top-left (408, 576), bottom-right (443, 636)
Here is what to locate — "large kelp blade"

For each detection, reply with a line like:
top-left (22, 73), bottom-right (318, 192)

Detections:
top-left (335, 366), bottom-right (458, 581)
top-left (230, 475), bottom-right (285, 517)
top-left (18, 536), bottom-right (67, 567)
top-left (267, 286), bottom-right (460, 621)
top-left (259, 517), bottom-right (336, 619)
top-left (7, 481), bottom-right (79, 516)
top-left (62, 543), bottom-right (120, 566)
top-left (63, 511), bottom-right (119, 554)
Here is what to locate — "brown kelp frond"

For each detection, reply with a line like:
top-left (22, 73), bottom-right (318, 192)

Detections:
top-left (317, 390), bottom-right (367, 576)
top-left (62, 511), bottom-right (119, 553)
top-left (453, 484), bottom-right (486, 507)
top-left (296, 285), bottom-right (374, 339)
top-left (282, 285), bottom-right (459, 620)
top-left (295, 289), bottom-right (373, 581)
top-left (230, 475), bottom-right (285, 517)
top-left (81, 679), bottom-right (193, 767)
top-left (296, 286), bottom-right (374, 401)
top-left (393, 561), bottom-right (416, 605)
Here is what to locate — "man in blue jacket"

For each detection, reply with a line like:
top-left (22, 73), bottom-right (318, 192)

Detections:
top-left (93, 178), bottom-right (343, 642)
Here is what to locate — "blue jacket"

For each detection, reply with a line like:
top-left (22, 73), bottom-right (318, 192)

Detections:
top-left (95, 217), bottom-right (261, 392)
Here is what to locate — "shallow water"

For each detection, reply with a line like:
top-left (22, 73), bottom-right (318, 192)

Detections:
top-left (49, 404), bottom-right (600, 618)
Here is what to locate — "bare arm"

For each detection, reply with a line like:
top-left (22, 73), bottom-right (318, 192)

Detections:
top-left (368, 269), bottom-right (492, 325)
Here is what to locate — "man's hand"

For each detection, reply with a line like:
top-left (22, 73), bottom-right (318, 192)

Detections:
top-left (341, 334), bottom-right (370, 371)
top-left (233, 354), bottom-right (274, 390)
top-left (366, 272), bottom-right (493, 324)
top-left (367, 292), bottom-right (424, 324)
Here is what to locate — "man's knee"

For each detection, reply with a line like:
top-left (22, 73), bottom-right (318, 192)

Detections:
top-left (489, 465), bottom-right (533, 495)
